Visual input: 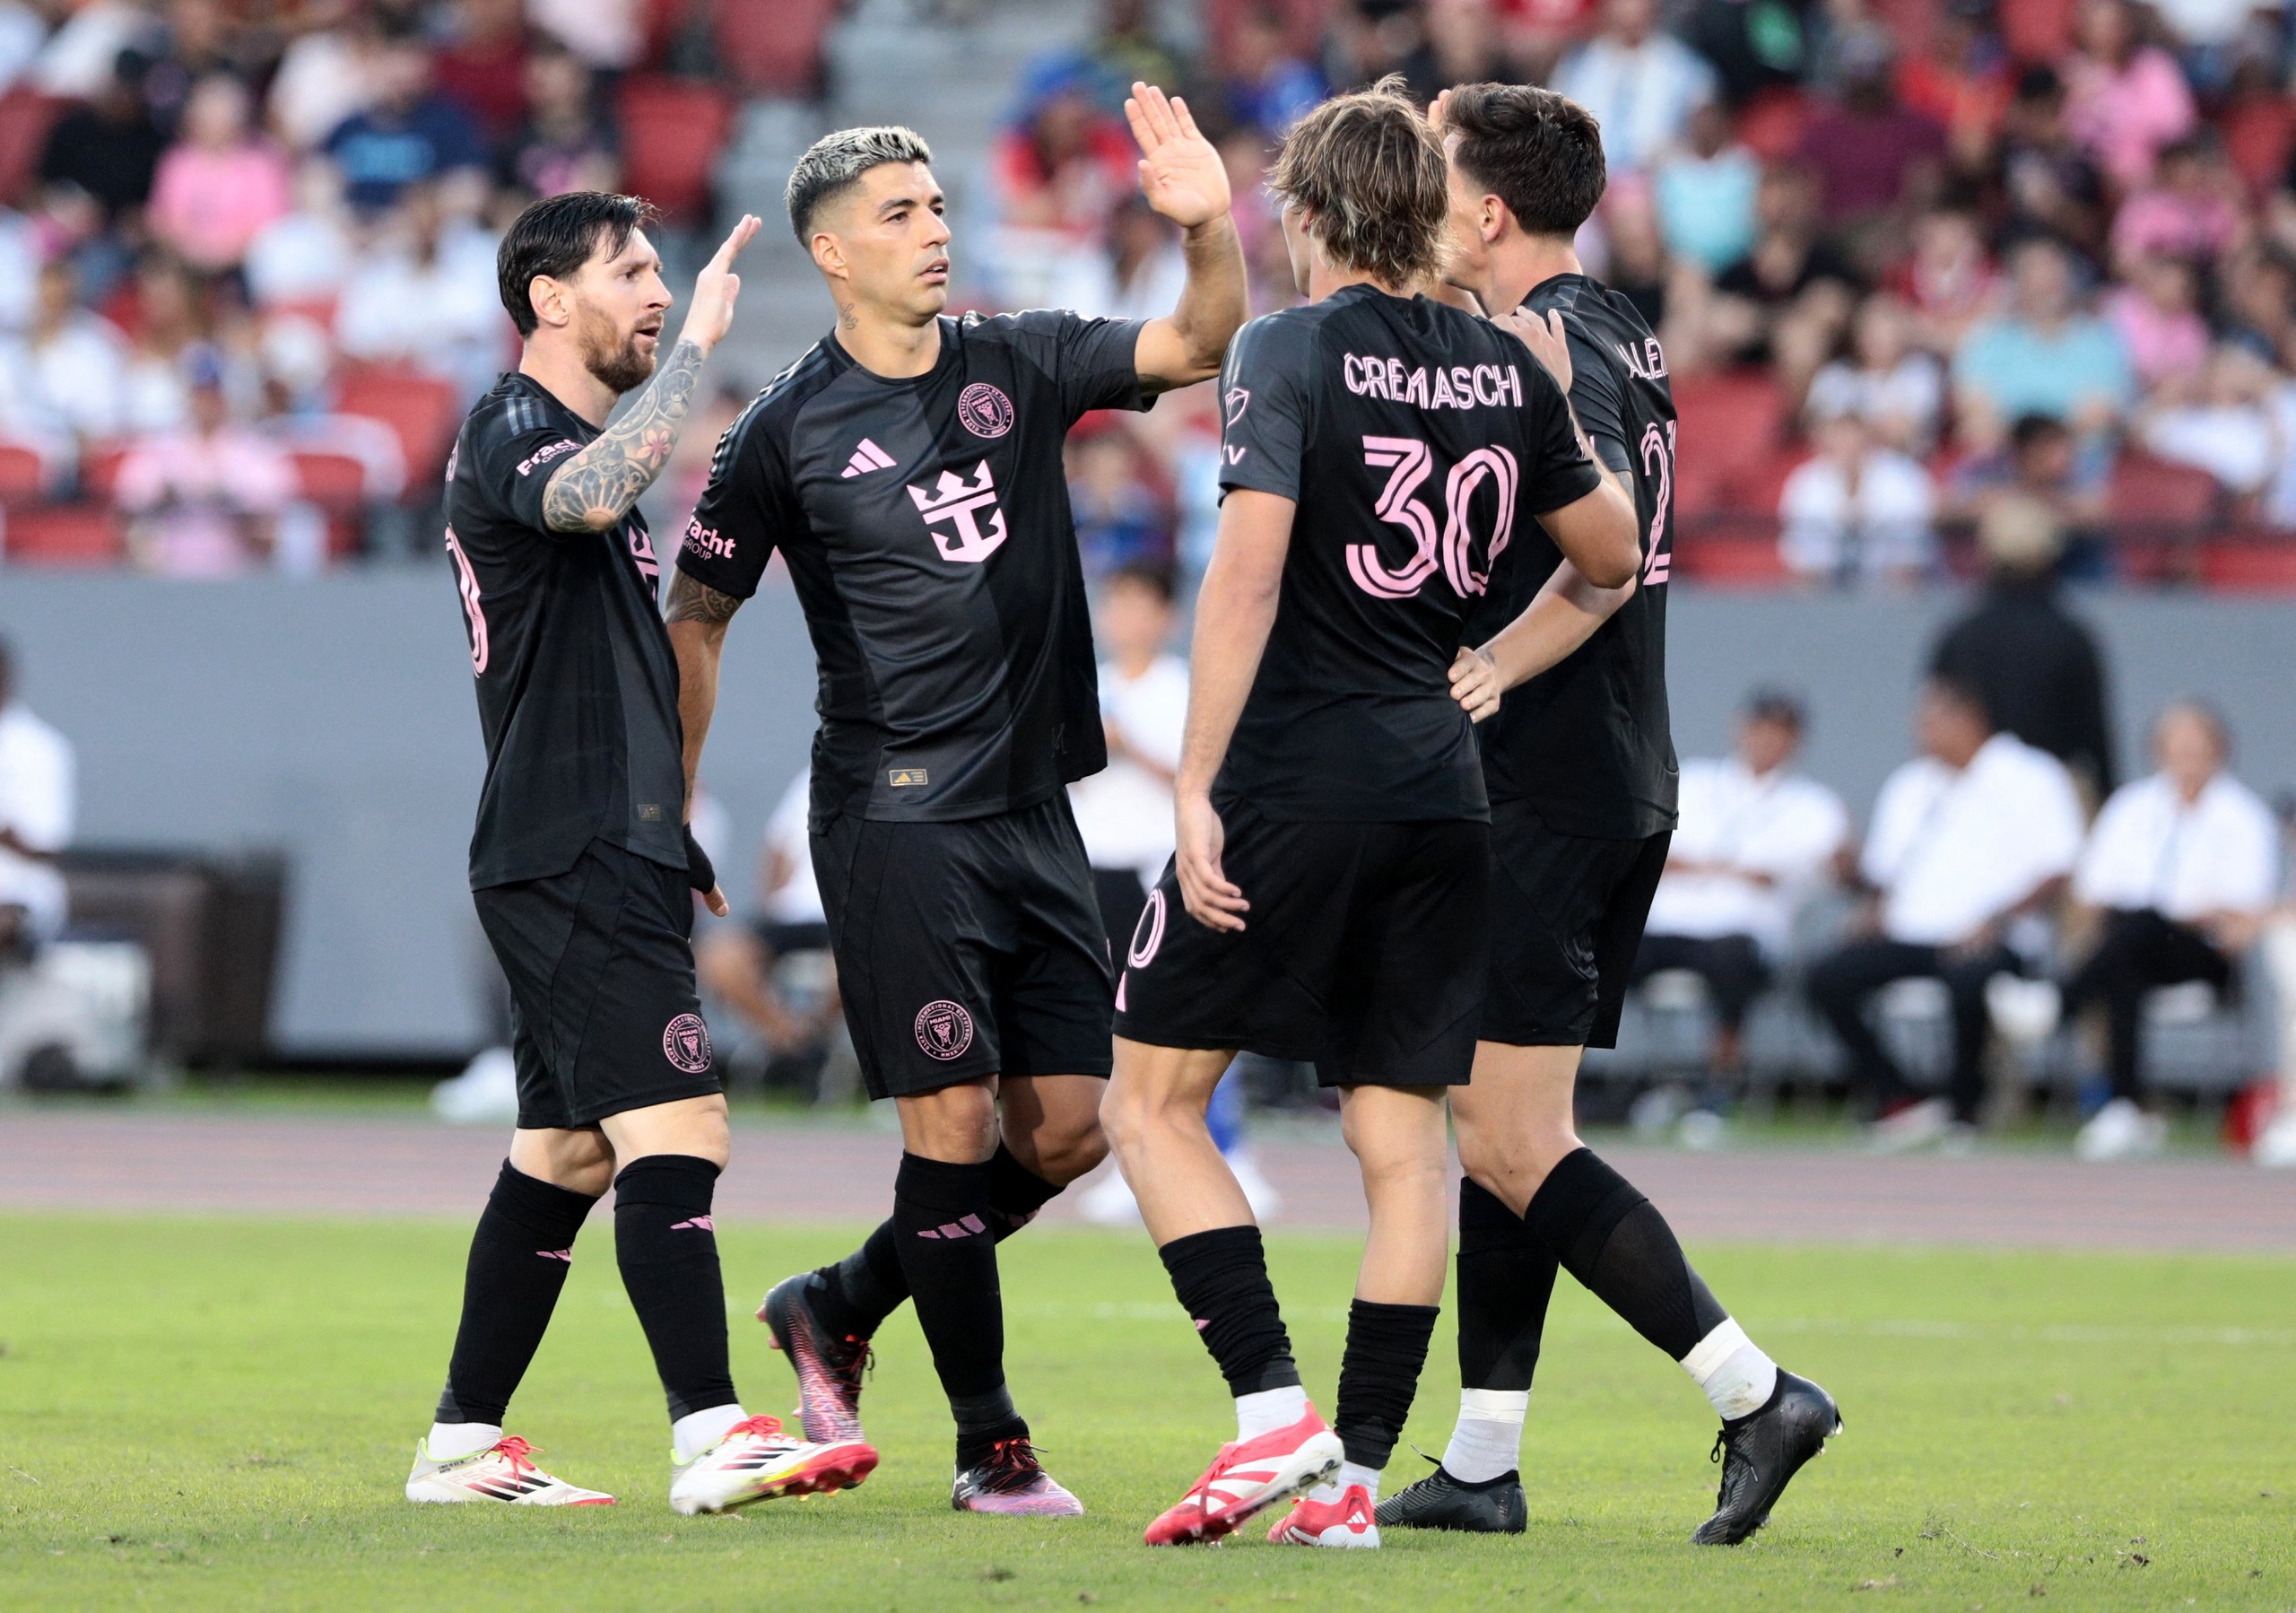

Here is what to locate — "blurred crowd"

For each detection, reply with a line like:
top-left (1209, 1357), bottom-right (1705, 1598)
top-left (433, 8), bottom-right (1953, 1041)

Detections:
top-left (0, 0), bottom-right (813, 572)
top-left (1002, 0), bottom-right (2296, 589)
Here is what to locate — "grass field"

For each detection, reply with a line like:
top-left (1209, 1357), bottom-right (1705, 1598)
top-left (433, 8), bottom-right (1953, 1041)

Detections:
top-left (3, 1216), bottom-right (2292, 1610)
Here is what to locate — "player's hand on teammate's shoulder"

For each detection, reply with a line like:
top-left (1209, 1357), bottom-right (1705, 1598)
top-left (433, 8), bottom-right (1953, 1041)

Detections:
top-left (679, 214), bottom-right (763, 355)
top-left (1125, 82), bottom-right (1231, 231)
top-left (1490, 307), bottom-right (1573, 396)
top-left (1448, 646), bottom-right (1502, 724)
top-left (1175, 791), bottom-right (1248, 932)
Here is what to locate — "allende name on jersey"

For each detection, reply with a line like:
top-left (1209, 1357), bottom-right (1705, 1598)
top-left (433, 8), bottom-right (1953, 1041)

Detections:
top-left (1341, 353), bottom-right (1526, 410)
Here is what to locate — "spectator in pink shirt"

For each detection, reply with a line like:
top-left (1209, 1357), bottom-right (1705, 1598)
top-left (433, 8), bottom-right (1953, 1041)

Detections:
top-left (2105, 253), bottom-right (2212, 387)
top-left (117, 348), bottom-right (295, 577)
top-left (2065, 0), bottom-right (2196, 190)
top-left (148, 74), bottom-right (293, 274)
top-left (2109, 137), bottom-right (2245, 271)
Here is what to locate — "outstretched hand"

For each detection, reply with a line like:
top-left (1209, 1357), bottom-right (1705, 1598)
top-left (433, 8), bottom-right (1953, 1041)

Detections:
top-left (1126, 83), bottom-right (1231, 231)
top-left (678, 214), bottom-right (762, 355)
top-left (1491, 306), bottom-right (1573, 395)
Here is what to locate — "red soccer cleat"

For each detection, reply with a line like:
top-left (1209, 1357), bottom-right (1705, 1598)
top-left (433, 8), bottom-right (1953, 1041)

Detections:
top-left (1144, 1406), bottom-right (1344, 1546)
top-left (1266, 1482), bottom-right (1379, 1548)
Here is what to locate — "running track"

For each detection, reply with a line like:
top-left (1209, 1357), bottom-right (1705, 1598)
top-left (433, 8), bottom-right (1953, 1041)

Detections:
top-left (3, 1110), bottom-right (2294, 1251)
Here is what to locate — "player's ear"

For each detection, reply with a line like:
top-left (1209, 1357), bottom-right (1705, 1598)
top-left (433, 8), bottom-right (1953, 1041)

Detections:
top-left (811, 231), bottom-right (848, 283)
top-left (1481, 194), bottom-right (1508, 245)
top-left (527, 274), bottom-right (570, 332)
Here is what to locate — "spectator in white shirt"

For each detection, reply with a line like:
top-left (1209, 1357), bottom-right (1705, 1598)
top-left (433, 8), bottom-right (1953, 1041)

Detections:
top-left (694, 769), bottom-right (841, 1075)
top-left (1067, 563), bottom-right (1188, 960)
top-left (2060, 702), bottom-right (2279, 1160)
top-left (1806, 674), bottom-right (2086, 1147)
top-left (1633, 690), bottom-right (1848, 1096)
top-left (0, 258), bottom-right (126, 453)
top-left (1552, 0), bottom-right (1718, 178)
top-left (1779, 413), bottom-right (1938, 585)
top-left (0, 640), bottom-right (75, 954)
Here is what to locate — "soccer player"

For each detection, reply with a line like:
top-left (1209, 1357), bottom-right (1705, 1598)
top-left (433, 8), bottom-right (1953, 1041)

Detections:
top-left (1103, 81), bottom-right (1639, 1550)
top-left (665, 91), bottom-right (1246, 1514)
top-left (1376, 84), bottom-right (1840, 1546)
top-left (406, 192), bottom-right (876, 1513)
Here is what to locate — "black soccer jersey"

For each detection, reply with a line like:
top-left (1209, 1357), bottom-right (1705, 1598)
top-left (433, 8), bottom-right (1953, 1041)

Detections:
top-left (1469, 274), bottom-right (1680, 840)
top-left (444, 371), bottom-right (687, 890)
top-left (1214, 283), bottom-right (1601, 823)
top-left (675, 310), bottom-right (1149, 826)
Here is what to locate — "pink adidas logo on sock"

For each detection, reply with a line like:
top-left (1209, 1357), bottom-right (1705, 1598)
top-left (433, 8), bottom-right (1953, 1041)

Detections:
top-left (537, 1249), bottom-right (572, 1262)
top-left (917, 1213), bottom-right (989, 1240)
top-left (670, 1216), bottom-right (716, 1232)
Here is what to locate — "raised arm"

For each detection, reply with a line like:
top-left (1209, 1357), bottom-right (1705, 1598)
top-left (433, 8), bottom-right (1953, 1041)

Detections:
top-left (665, 572), bottom-right (743, 916)
top-left (1171, 488), bottom-right (1293, 931)
top-left (1449, 558), bottom-right (1637, 719)
top-left (541, 214), bottom-right (761, 533)
top-left (1123, 83), bottom-right (1248, 393)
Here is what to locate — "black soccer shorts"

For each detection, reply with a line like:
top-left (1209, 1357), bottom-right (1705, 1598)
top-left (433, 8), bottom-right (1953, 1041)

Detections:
top-left (1482, 800), bottom-right (1672, 1050)
top-left (1113, 800), bottom-right (1490, 1088)
top-left (473, 838), bottom-right (723, 1131)
top-left (813, 793), bottom-right (1114, 1100)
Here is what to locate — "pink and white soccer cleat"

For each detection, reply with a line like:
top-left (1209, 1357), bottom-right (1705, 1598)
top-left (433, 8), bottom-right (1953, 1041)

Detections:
top-left (668, 1414), bottom-right (877, 1515)
top-left (759, 1271), bottom-right (869, 1444)
top-left (951, 1438), bottom-right (1085, 1516)
top-left (1143, 1406), bottom-right (1345, 1546)
top-left (1267, 1483), bottom-right (1380, 1548)
top-left (404, 1434), bottom-right (615, 1506)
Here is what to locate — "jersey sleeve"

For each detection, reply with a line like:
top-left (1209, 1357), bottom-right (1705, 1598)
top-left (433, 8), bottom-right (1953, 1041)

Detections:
top-left (674, 410), bottom-right (795, 602)
top-left (1563, 326), bottom-right (1632, 474)
top-left (1215, 313), bottom-right (1315, 503)
top-left (1004, 309), bottom-right (1151, 421)
top-left (463, 398), bottom-right (589, 534)
top-left (1517, 355), bottom-right (1604, 514)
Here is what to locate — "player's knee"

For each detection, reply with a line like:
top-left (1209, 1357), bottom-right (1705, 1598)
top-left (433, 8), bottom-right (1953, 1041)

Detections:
top-left (899, 1083), bottom-right (999, 1163)
top-left (1023, 1111), bottom-right (1109, 1185)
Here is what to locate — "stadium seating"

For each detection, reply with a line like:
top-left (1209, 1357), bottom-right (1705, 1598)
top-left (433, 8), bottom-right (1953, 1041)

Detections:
top-left (0, 440), bottom-right (48, 505)
top-left (79, 440), bottom-right (129, 504)
top-left (335, 368), bottom-right (462, 493)
top-left (1671, 371), bottom-right (1789, 523)
top-left (0, 86), bottom-right (59, 206)
top-left (615, 74), bottom-right (735, 226)
top-left (713, 0), bottom-right (840, 97)
top-left (6, 504), bottom-right (125, 566)
top-left (2199, 535), bottom-right (2296, 592)
top-left (2108, 451), bottom-right (2220, 584)
top-left (290, 449), bottom-right (374, 559)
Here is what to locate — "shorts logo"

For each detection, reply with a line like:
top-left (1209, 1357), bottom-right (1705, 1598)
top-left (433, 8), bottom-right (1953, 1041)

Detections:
top-left (889, 767), bottom-right (929, 788)
top-left (957, 382), bottom-right (1013, 439)
top-left (662, 1013), bottom-right (713, 1074)
top-left (1126, 888), bottom-right (1167, 970)
top-left (915, 998), bottom-right (975, 1060)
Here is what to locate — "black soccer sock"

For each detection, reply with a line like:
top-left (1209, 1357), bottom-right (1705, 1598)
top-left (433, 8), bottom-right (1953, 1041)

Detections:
top-left (815, 1143), bottom-right (1066, 1340)
top-left (1158, 1224), bottom-right (1302, 1395)
top-left (1526, 1147), bottom-right (1726, 1362)
top-left (613, 1155), bottom-right (740, 1422)
top-left (891, 1152), bottom-right (1028, 1467)
top-left (1456, 1176), bottom-right (1559, 1392)
top-left (1335, 1298), bottom-right (1440, 1472)
top-left (434, 1161), bottom-right (599, 1427)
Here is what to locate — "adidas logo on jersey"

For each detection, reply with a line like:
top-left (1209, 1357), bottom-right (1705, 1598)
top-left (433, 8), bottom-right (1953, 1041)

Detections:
top-left (841, 439), bottom-right (897, 478)
top-left (906, 461), bottom-right (1006, 564)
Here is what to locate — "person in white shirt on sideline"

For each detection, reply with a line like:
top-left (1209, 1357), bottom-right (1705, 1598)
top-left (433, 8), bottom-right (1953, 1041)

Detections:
top-left (1067, 562), bottom-right (1189, 959)
top-left (1631, 689), bottom-right (1848, 1111)
top-left (0, 639), bottom-right (75, 958)
top-left (2060, 702), bottom-right (2278, 1162)
top-left (1806, 674), bottom-right (2086, 1150)
top-left (1067, 562), bottom-right (1278, 1224)
top-left (694, 770), bottom-right (841, 1078)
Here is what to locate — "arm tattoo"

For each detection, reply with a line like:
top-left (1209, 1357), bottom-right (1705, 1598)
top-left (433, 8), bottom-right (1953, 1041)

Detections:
top-left (542, 338), bottom-right (707, 534)
top-left (664, 569), bottom-right (744, 624)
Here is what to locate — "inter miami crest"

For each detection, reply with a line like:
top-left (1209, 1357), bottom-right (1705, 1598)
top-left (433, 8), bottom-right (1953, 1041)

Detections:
top-left (914, 998), bottom-right (975, 1060)
top-left (662, 1012), bottom-right (713, 1075)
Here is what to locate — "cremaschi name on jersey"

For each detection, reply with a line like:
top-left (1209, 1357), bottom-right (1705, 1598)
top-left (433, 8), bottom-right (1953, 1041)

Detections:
top-left (1337, 353), bottom-right (1528, 409)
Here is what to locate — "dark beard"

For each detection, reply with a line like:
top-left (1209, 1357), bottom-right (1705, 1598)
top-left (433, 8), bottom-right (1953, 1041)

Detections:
top-left (578, 309), bottom-right (657, 396)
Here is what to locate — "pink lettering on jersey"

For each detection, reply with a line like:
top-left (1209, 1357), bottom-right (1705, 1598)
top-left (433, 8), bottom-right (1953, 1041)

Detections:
top-left (445, 525), bottom-right (489, 676)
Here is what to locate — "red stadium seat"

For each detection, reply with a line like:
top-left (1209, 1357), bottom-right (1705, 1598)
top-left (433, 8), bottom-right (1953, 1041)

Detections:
top-left (80, 440), bottom-right (130, 502)
top-left (0, 440), bottom-right (48, 504)
top-left (2199, 536), bottom-right (2296, 592)
top-left (335, 368), bottom-right (462, 492)
top-left (1674, 526), bottom-right (1791, 588)
top-left (7, 504), bottom-right (125, 566)
top-left (616, 75), bottom-right (735, 225)
top-left (2223, 94), bottom-right (2296, 197)
top-left (2109, 451), bottom-right (2218, 527)
top-left (1671, 370), bottom-right (1787, 519)
top-left (2001, 0), bottom-right (2075, 60)
top-left (290, 449), bottom-right (369, 507)
top-left (1734, 89), bottom-right (1810, 162)
top-left (714, 0), bottom-right (840, 95)
top-left (0, 87), bottom-right (62, 207)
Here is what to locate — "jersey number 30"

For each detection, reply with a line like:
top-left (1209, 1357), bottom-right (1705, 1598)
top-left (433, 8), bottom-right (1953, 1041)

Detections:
top-left (1348, 436), bottom-right (1519, 601)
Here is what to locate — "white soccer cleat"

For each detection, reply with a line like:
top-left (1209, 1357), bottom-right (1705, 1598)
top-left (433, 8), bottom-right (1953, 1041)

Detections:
top-left (1267, 1482), bottom-right (1381, 1548)
top-left (405, 1434), bottom-right (615, 1506)
top-left (2255, 1108), bottom-right (2296, 1168)
top-left (668, 1413), bottom-right (878, 1515)
top-left (2074, 1097), bottom-right (2167, 1162)
top-left (1144, 1405), bottom-right (1344, 1545)
top-left (1866, 1096), bottom-right (1952, 1153)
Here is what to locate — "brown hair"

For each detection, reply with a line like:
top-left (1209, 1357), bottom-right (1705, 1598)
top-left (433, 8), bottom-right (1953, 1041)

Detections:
top-left (1267, 76), bottom-right (1447, 289)
top-left (1442, 83), bottom-right (1607, 239)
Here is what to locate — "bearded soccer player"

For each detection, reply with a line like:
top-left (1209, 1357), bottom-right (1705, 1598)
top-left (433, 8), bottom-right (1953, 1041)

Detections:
top-left (1376, 85), bottom-right (1841, 1546)
top-left (1105, 82), bottom-right (1640, 1550)
top-left (407, 193), bottom-right (876, 1514)
top-left (665, 89), bottom-right (1245, 1514)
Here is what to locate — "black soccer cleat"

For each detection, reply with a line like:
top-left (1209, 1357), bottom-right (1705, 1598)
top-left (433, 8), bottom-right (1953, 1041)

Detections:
top-left (1375, 1460), bottom-right (1528, 1534)
top-left (758, 1272), bottom-right (871, 1446)
top-left (1692, 1370), bottom-right (1841, 1546)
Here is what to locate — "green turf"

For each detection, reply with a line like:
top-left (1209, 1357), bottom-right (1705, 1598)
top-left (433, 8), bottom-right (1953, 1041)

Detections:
top-left (1, 1217), bottom-right (2291, 1610)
